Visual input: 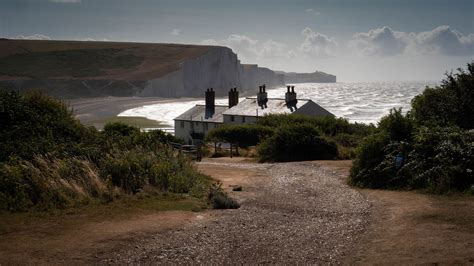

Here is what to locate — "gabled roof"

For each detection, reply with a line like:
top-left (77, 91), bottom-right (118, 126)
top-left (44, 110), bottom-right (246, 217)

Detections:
top-left (174, 105), bottom-right (227, 123)
top-left (222, 97), bottom-right (333, 117)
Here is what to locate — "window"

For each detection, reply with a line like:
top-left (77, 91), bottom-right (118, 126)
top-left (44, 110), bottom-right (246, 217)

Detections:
top-left (204, 123), bottom-right (208, 131)
top-left (230, 115), bottom-right (235, 122)
top-left (242, 116), bottom-right (246, 123)
top-left (180, 121), bottom-right (185, 128)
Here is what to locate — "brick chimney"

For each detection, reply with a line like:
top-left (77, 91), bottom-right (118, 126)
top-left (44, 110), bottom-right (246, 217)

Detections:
top-left (285, 85), bottom-right (297, 107)
top-left (257, 84), bottom-right (268, 108)
top-left (228, 87), bottom-right (239, 108)
top-left (205, 88), bottom-right (215, 115)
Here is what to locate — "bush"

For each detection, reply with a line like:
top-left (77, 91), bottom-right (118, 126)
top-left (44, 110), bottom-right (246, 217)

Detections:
top-left (0, 90), bottom-right (91, 161)
top-left (411, 63), bottom-right (474, 129)
top-left (0, 89), bottom-right (214, 212)
top-left (378, 108), bottom-right (415, 142)
top-left (206, 124), bottom-right (274, 147)
top-left (402, 127), bottom-right (473, 193)
top-left (258, 123), bottom-right (338, 162)
top-left (208, 183), bottom-right (240, 209)
top-left (349, 133), bottom-right (390, 188)
top-left (350, 62), bottom-right (474, 193)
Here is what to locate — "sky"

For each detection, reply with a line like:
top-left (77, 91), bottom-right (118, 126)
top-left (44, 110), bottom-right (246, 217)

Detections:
top-left (1, 0), bottom-right (473, 81)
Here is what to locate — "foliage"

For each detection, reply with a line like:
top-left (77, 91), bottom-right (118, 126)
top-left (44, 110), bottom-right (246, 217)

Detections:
top-left (350, 62), bottom-right (474, 193)
top-left (208, 182), bottom-right (240, 209)
top-left (258, 123), bottom-right (338, 162)
top-left (205, 124), bottom-right (274, 147)
top-left (377, 108), bottom-right (415, 142)
top-left (0, 90), bottom-right (93, 161)
top-left (257, 114), bottom-right (376, 137)
top-left (256, 114), bottom-right (374, 160)
top-left (411, 63), bottom-right (474, 129)
top-left (204, 114), bottom-right (374, 160)
top-left (0, 90), bottom-right (213, 212)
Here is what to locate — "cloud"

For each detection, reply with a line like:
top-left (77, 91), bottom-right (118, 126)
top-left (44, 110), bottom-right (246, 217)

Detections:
top-left (13, 34), bottom-right (52, 40)
top-left (348, 26), bottom-right (407, 56)
top-left (201, 34), bottom-right (286, 62)
top-left (305, 8), bottom-right (320, 16)
top-left (415, 26), bottom-right (474, 56)
top-left (299, 27), bottom-right (338, 57)
top-left (80, 37), bottom-right (110, 42)
top-left (202, 28), bottom-right (337, 63)
top-left (49, 0), bottom-right (81, 3)
top-left (170, 29), bottom-right (181, 36)
top-left (349, 25), bottom-right (474, 56)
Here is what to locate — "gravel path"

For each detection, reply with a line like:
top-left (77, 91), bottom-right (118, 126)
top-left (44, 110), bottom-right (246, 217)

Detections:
top-left (97, 161), bottom-right (371, 264)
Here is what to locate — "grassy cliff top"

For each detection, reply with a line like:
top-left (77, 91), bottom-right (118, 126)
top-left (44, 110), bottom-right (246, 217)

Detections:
top-left (0, 39), bottom-right (216, 80)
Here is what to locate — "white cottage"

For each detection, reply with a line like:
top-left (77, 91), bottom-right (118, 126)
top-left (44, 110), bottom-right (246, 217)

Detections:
top-left (174, 85), bottom-right (333, 144)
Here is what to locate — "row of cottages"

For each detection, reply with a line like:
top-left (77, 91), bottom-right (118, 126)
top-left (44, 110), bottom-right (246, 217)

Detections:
top-left (174, 85), bottom-right (334, 144)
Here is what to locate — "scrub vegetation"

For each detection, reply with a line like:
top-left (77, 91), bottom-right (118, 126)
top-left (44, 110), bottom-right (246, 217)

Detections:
top-left (0, 90), bottom-right (235, 212)
top-left (206, 114), bottom-right (375, 162)
top-left (350, 62), bottom-right (473, 193)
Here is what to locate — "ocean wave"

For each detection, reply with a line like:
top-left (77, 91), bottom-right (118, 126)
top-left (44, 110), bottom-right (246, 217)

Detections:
top-left (118, 81), bottom-right (438, 126)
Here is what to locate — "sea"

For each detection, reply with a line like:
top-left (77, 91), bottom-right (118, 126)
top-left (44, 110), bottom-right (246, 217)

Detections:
top-left (118, 81), bottom-right (439, 128)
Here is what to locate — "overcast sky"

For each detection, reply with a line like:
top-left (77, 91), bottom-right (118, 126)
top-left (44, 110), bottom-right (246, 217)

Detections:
top-left (1, 0), bottom-right (473, 81)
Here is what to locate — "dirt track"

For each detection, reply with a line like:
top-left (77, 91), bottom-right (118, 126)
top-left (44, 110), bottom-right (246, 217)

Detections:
top-left (1, 158), bottom-right (473, 264)
top-left (95, 159), bottom-right (371, 264)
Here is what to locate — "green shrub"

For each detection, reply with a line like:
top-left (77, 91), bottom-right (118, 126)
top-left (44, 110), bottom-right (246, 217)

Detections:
top-left (206, 124), bottom-right (274, 147)
top-left (208, 183), bottom-right (240, 209)
top-left (411, 63), bottom-right (474, 129)
top-left (378, 108), bottom-right (415, 142)
top-left (0, 90), bottom-right (91, 161)
top-left (257, 114), bottom-right (375, 137)
top-left (103, 122), bottom-right (140, 137)
top-left (349, 133), bottom-right (390, 188)
top-left (0, 89), bottom-right (214, 212)
top-left (258, 123), bottom-right (338, 162)
top-left (350, 62), bottom-right (474, 193)
top-left (402, 127), bottom-right (473, 193)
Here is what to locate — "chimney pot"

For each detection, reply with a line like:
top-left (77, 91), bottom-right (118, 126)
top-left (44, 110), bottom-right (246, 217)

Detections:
top-left (205, 88), bottom-right (215, 116)
top-left (228, 87), bottom-right (239, 108)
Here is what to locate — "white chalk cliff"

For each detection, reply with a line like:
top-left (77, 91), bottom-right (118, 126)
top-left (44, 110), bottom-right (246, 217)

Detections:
top-left (140, 47), bottom-right (287, 97)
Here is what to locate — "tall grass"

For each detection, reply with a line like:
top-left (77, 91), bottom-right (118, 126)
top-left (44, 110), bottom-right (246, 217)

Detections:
top-left (0, 90), bottom-right (219, 212)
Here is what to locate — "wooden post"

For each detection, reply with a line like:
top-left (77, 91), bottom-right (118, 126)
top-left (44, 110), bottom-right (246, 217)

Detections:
top-left (230, 144), bottom-right (233, 158)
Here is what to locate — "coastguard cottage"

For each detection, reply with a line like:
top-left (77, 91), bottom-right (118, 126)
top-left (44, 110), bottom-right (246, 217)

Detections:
top-left (174, 85), bottom-right (333, 144)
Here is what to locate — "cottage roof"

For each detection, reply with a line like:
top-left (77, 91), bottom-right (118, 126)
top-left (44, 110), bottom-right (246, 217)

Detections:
top-left (174, 105), bottom-right (227, 123)
top-left (222, 97), bottom-right (333, 117)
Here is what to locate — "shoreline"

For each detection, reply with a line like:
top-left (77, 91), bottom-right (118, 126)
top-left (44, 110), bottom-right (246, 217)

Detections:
top-left (68, 96), bottom-right (196, 129)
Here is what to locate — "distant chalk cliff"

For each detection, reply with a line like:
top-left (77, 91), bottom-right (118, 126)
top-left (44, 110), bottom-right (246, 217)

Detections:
top-left (0, 39), bottom-right (335, 98)
top-left (276, 71), bottom-right (336, 83)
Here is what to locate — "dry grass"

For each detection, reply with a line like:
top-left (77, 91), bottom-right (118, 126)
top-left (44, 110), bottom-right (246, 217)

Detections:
top-left (0, 39), bottom-right (214, 80)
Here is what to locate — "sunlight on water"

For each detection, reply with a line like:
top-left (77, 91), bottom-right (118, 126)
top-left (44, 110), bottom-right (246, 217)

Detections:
top-left (119, 81), bottom-right (438, 126)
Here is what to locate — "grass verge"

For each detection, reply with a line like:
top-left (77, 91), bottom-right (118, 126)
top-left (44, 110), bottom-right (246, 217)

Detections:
top-left (0, 193), bottom-right (207, 235)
